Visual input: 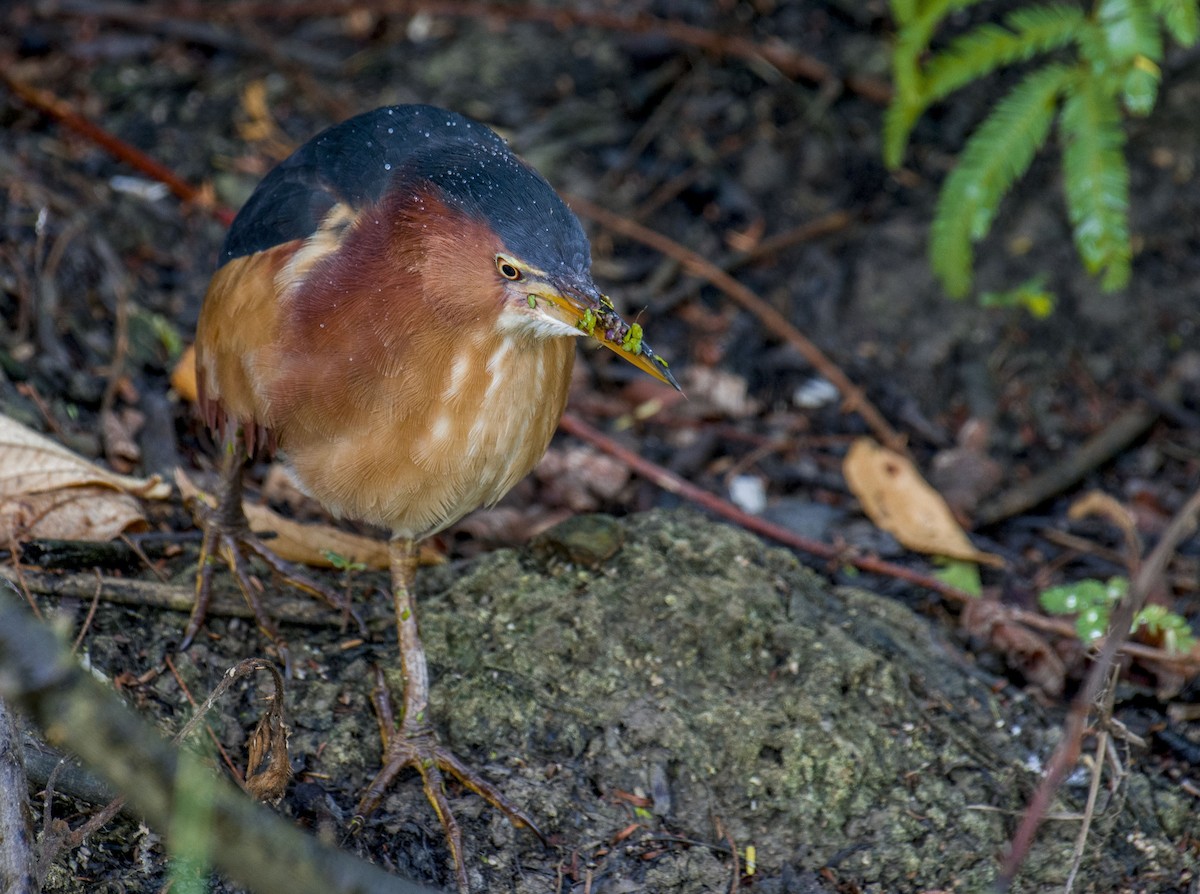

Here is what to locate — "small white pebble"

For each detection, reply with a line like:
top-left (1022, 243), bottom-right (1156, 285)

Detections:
top-left (729, 475), bottom-right (767, 515)
top-left (793, 376), bottom-right (839, 409)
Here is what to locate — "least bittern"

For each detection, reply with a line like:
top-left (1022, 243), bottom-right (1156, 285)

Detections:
top-left (190, 104), bottom-right (678, 891)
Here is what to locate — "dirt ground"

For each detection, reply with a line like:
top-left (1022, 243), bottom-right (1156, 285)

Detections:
top-left (1, 3), bottom-right (1199, 893)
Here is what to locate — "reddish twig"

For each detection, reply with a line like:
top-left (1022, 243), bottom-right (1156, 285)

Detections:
top-left (0, 70), bottom-right (235, 227)
top-left (163, 654), bottom-right (245, 783)
top-left (563, 412), bottom-right (942, 594)
top-left (998, 482), bottom-right (1200, 887)
top-left (68, 0), bottom-right (893, 104)
top-left (559, 412), bottom-right (1200, 672)
top-left (565, 196), bottom-right (906, 454)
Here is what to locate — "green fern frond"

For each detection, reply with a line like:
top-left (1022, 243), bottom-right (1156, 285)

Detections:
top-left (892, 0), bottom-right (919, 26)
top-left (1060, 68), bottom-right (1131, 289)
top-left (883, 101), bottom-right (925, 169)
top-left (1095, 0), bottom-right (1164, 63)
top-left (886, 3), bottom-right (1084, 167)
top-left (1151, 0), bottom-right (1200, 44)
top-left (923, 6), bottom-right (1085, 104)
top-left (931, 64), bottom-right (1072, 297)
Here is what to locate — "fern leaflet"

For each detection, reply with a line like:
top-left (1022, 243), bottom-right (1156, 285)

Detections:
top-left (1060, 69), bottom-right (1131, 289)
top-left (1151, 0), bottom-right (1200, 44)
top-left (931, 64), bottom-right (1072, 296)
top-left (886, 4), bottom-right (1084, 166)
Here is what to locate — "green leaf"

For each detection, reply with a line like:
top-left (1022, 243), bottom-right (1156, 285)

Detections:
top-left (886, 0), bottom-right (998, 165)
top-left (1096, 0), bottom-right (1164, 63)
top-left (933, 559), bottom-right (983, 596)
top-left (979, 274), bottom-right (1057, 317)
top-left (1060, 69), bottom-right (1132, 290)
top-left (1134, 605), bottom-right (1198, 653)
top-left (890, 0), bottom-right (919, 27)
top-left (1040, 579), bottom-right (1111, 614)
top-left (1151, 0), bottom-right (1200, 45)
top-left (1075, 605), bottom-right (1110, 641)
top-left (922, 5), bottom-right (1086, 105)
top-left (931, 64), bottom-right (1071, 297)
top-left (1121, 57), bottom-right (1161, 114)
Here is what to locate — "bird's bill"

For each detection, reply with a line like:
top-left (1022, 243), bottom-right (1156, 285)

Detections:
top-left (542, 289), bottom-right (681, 391)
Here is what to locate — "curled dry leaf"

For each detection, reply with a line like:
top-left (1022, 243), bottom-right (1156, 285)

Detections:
top-left (0, 486), bottom-right (148, 542)
top-left (961, 599), bottom-right (1066, 698)
top-left (0, 414), bottom-right (170, 500)
top-left (1068, 490), bottom-right (1141, 559)
top-left (844, 438), bottom-right (1004, 568)
top-left (0, 413), bottom-right (168, 542)
top-left (170, 344), bottom-right (199, 403)
top-left (101, 408), bottom-right (145, 472)
top-left (243, 661), bottom-right (291, 802)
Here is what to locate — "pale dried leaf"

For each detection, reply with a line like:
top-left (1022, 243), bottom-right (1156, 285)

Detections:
top-left (678, 366), bottom-right (757, 417)
top-left (244, 503), bottom-right (392, 568)
top-left (1068, 491), bottom-right (1141, 558)
top-left (0, 487), bottom-right (148, 542)
top-left (171, 344), bottom-right (198, 403)
top-left (844, 438), bottom-right (1004, 567)
top-left (176, 469), bottom-right (441, 569)
top-left (0, 414), bottom-right (170, 500)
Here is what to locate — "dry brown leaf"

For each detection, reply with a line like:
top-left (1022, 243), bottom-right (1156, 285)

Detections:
top-left (171, 344), bottom-right (198, 403)
top-left (536, 445), bottom-right (631, 511)
top-left (0, 414), bottom-right (170, 500)
top-left (0, 486), bottom-right (148, 542)
top-left (1068, 491), bottom-right (1141, 557)
top-left (101, 408), bottom-right (144, 472)
top-left (844, 437), bottom-right (1004, 567)
top-left (176, 469), bottom-right (441, 569)
top-left (243, 672), bottom-right (291, 802)
top-left (961, 599), bottom-right (1065, 698)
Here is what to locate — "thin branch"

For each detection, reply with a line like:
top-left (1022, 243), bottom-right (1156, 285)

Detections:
top-left (976, 371), bottom-right (1184, 526)
top-left (558, 412), bottom-right (1200, 673)
top-left (565, 196), bottom-right (906, 454)
top-left (0, 71), bottom-right (235, 227)
top-left (998, 482), bottom-right (1200, 886)
top-left (41, 0), bottom-right (893, 104)
top-left (0, 588), bottom-right (444, 894)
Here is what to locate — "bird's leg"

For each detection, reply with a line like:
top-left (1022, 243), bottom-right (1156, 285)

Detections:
top-left (185, 432), bottom-right (366, 673)
top-left (355, 535), bottom-right (544, 894)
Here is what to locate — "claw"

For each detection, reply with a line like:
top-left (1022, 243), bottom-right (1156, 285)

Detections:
top-left (187, 437), bottom-right (366, 675)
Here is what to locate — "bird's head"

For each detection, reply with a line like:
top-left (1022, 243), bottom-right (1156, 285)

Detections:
top-left (486, 249), bottom-right (678, 389)
top-left (398, 119), bottom-right (679, 390)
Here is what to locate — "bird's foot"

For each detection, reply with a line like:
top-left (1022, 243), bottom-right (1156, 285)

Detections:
top-left (186, 500), bottom-right (366, 674)
top-left (353, 669), bottom-right (544, 894)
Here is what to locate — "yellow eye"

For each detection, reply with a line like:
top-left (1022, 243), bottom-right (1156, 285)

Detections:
top-left (496, 256), bottom-right (522, 281)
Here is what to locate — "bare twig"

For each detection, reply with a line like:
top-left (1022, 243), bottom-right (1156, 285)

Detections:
top-left (565, 196), bottom-right (905, 453)
top-left (559, 413), bottom-right (1200, 673)
top-left (0, 695), bottom-right (37, 893)
top-left (1063, 666), bottom-right (1120, 894)
top-left (0, 589), bottom-right (443, 894)
top-left (976, 372), bottom-right (1184, 526)
top-left (999, 483), bottom-right (1200, 886)
top-left (0, 71), bottom-right (235, 227)
top-left (43, 0), bottom-right (893, 104)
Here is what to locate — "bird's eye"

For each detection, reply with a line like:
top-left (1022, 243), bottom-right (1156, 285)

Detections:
top-left (496, 256), bottom-right (522, 281)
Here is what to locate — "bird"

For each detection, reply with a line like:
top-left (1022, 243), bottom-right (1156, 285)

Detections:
top-left (189, 103), bottom-right (678, 892)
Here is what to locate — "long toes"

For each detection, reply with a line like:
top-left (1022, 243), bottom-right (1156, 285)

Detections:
top-left (434, 749), bottom-right (545, 843)
top-left (416, 760), bottom-right (469, 893)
